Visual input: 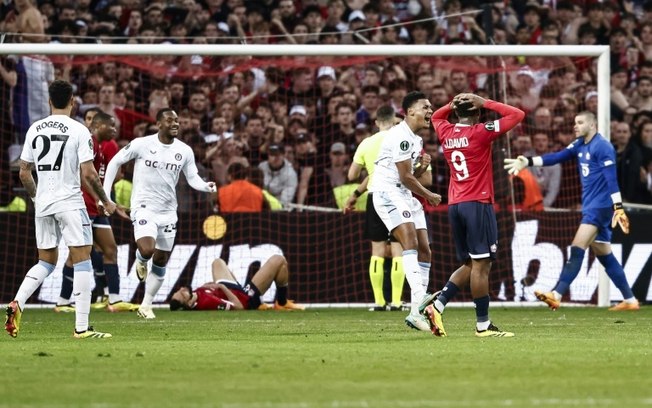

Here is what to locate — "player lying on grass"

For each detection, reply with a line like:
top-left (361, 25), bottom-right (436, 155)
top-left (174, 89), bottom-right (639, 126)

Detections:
top-left (169, 254), bottom-right (305, 311)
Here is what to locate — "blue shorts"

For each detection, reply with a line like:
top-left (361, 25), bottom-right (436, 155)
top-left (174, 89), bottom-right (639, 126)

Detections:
top-left (448, 202), bottom-right (498, 263)
top-left (581, 207), bottom-right (612, 243)
top-left (91, 216), bottom-right (111, 229)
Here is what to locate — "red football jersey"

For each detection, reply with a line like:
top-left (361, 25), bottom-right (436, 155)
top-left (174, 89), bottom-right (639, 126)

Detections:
top-left (194, 287), bottom-right (247, 310)
top-left (100, 139), bottom-right (119, 165)
top-left (82, 135), bottom-right (104, 217)
top-left (432, 100), bottom-right (524, 205)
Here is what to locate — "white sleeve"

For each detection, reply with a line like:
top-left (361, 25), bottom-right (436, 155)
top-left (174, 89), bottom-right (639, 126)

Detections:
top-left (392, 138), bottom-right (412, 163)
top-left (103, 141), bottom-right (136, 198)
top-left (20, 134), bottom-right (34, 163)
top-left (77, 128), bottom-right (94, 164)
top-left (182, 148), bottom-right (212, 192)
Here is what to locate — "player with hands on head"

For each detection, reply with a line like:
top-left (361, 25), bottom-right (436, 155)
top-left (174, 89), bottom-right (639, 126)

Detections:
top-left (367, 91), bottom-right (442, 332)
top-left (420, 92), bottom-right (525, 338)
top-left (103, 108), bottom-right (217, 320)
top-left (504, 111), bottom-right (639, 311)
top-left (5, 79), bottom-right (116, 339)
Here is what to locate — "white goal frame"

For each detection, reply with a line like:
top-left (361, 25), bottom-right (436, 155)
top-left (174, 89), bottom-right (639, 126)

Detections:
top-left (0, 43), bottom-right (611, 306)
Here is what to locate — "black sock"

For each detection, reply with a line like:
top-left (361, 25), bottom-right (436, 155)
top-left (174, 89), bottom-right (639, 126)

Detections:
top-left (59, 264), bottom-right (74, 301)
top-left (276, 286), bottom-right (288, 305)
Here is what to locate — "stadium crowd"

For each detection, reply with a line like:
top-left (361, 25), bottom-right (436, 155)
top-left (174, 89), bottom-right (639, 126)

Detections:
top-left (3, 0), bottom-right (652, 212)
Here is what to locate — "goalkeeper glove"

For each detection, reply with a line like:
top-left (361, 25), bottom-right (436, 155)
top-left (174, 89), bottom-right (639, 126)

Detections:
top-left (503, 155), bottom-right (531, 175)
top-left (611, 203), bottom-right (630, 234)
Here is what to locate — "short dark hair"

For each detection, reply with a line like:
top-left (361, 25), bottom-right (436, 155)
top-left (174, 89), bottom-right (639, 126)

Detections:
top-left (454, 100), bottom-right (479, 118)
top-left (227, 162), bottom-right (248, 180)
top-left (169, 298), bottom-right (185, 311)
top-left (49, 80), bottom-right (74, 109)
top-left (91, 111), bottom-right (113, 126)
top-left (376, 105), bottom-right (395, 122)
top-left (156, 107), bottom-right (175, 121)
top-left (401, 91), bottom-right (426, 113)
top-left (84, 107), bottom-right (102, 119)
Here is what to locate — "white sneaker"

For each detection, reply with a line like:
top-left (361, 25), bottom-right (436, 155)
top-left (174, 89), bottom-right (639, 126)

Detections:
top-left (137, 306), bottom-right (156, 320)
top-left (136, 260), bottom-right (148, 282)
top-left (405, 313), bottom-right (431, 331)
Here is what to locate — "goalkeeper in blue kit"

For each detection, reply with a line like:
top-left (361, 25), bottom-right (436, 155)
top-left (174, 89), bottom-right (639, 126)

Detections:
top-left (504, 111), bottom-right (639, 311)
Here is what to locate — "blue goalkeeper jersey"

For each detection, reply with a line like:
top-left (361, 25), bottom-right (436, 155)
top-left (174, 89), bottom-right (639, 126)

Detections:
top-left (541, 133), bottom-right (616, 211)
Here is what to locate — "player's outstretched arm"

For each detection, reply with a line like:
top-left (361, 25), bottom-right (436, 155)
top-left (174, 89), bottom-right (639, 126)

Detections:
top-left (103, 147), bottom-right (131, 200)
top-left (504, 146), bottom-right (576, 175)
top-left (183, 151), bottom-right (217, 193)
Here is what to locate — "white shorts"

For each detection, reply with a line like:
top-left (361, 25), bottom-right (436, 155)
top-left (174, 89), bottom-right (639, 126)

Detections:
top-left (35, 209), bottom-right (93, 249)
top-left (130, 207), bottom-right (178, 252)
top-left (372, 190), bottom-right (427, 233)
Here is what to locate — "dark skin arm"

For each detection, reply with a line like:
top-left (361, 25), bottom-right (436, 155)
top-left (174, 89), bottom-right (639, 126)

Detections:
top-left (81, 161), bottom-right (116, 215)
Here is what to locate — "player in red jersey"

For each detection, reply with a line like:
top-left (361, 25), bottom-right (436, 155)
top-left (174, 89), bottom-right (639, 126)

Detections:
top-left (419, 93), bottom-right (524, 338)
top-left (169, 255), bottom-right (305, 311)
top-left (55, 112), bottom-right (136, 313)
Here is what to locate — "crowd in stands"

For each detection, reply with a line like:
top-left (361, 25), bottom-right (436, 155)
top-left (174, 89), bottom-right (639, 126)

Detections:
top-left (3, 0), bottom-right (652, 212)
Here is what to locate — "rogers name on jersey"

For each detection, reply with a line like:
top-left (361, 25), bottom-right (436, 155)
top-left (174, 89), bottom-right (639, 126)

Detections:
top-left (144, 159), bottom-right (182, 172)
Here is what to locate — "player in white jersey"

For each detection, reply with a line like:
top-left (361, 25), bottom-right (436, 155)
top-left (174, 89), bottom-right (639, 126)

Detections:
top-left (103, 108), bottom-right (216, 319)
top-left (5, 80), bottom-right (116, 339)
top-left (367, 91), bottom-right (442, 332)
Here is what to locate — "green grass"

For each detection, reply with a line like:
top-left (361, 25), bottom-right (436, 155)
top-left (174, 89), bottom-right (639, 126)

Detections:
top-left (1, 307), bottom-right (651, 408)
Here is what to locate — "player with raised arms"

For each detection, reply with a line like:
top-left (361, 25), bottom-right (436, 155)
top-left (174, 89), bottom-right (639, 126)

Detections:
top-left (5, 79), bottom-right (116, 339)
top-left (103, 108), bottom-right (216, 319)
top-left (504, 111), bottom-right (639, 311)
top-left (421, 93), bottom-right (524, 338)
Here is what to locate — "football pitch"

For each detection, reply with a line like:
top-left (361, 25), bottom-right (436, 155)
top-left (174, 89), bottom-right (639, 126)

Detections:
top-left (1, 307), bottom-right (650, 408)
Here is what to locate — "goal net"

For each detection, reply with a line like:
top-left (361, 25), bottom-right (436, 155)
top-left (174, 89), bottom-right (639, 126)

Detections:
top-left (0, 43), bottom-right (626, 307)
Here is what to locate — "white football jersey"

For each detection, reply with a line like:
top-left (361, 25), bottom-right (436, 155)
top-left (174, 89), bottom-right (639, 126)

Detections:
top-left (20, 114), bottom-right (93, 217)
top-left (368, 121), bottom-right (423, 193)
top-left (111, 134), bottom-right (199, 212)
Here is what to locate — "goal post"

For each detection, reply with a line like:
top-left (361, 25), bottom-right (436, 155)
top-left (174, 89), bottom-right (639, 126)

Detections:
top-left (0, 43), bottom-right (613, 307)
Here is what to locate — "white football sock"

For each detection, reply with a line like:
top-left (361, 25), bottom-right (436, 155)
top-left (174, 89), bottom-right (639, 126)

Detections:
top-left (402, 250), bottom-right (425, 315)
top-left (73, 260), bottom-right (93, 332)
top-left (141, 273), bottom-right (164, 308)
top-left (15, 261), bottom-right (55, 308)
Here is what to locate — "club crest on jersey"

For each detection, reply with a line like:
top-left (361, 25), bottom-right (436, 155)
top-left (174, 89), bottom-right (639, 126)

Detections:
top-left (402, 211), bottom-right (411, 218)
top-left (138, 219), bottom-right (147, 225)
top-left (484, 122), bottom-right (495, 131)
top-left (175, 153), bottom-right (183, 161)
top-left (400, 141), bottom-right (410, 151)
top-left (88, 139), bottom-right (93, 151)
